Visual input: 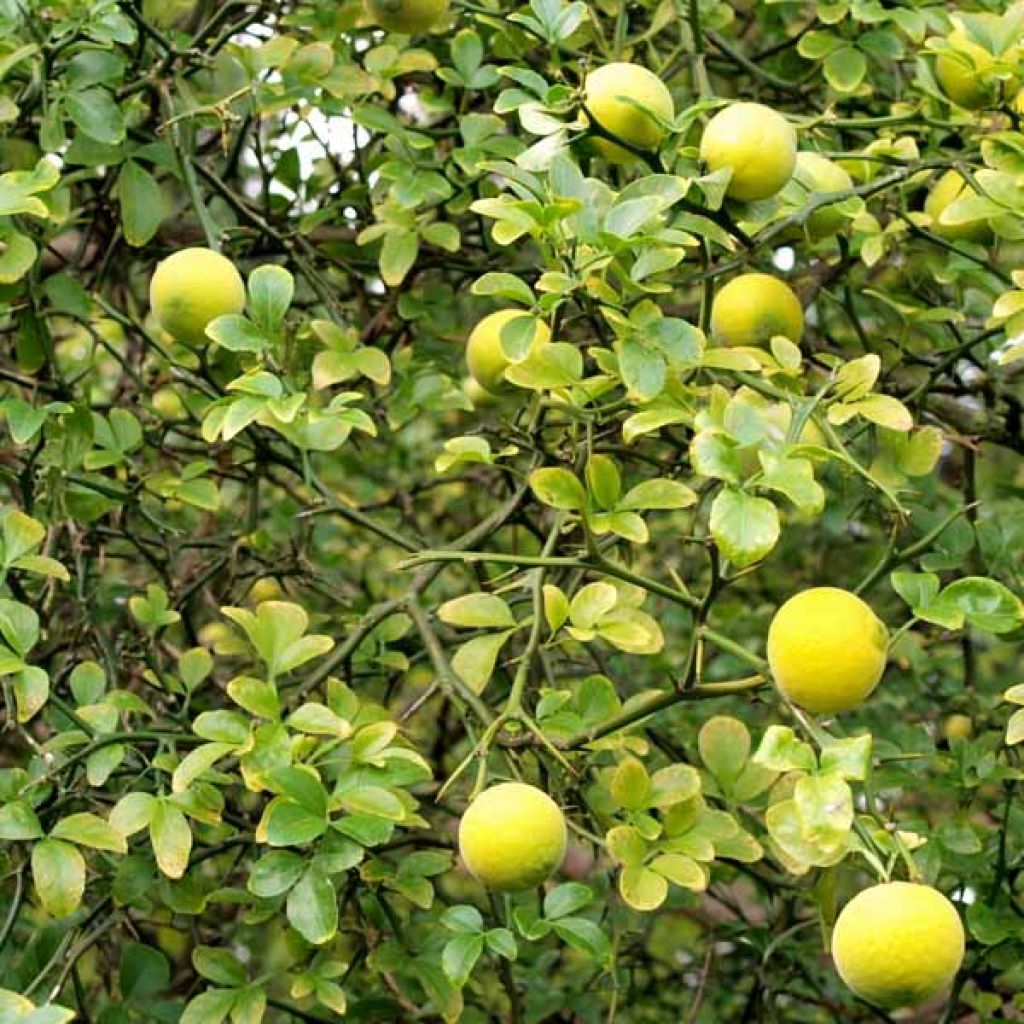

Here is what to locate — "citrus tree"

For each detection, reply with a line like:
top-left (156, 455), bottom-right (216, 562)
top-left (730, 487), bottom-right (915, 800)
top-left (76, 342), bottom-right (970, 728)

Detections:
top-left (1, 0), bottom-right (1024, 1021)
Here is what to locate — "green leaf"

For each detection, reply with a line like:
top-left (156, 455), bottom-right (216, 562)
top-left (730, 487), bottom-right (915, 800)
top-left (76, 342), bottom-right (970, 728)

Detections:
top-left (379, 230), bottom-right (418, 287)
top-left (248, 851), bottom-right (305, 899)
top-left (441, 904), bottom-right (485, 934)
top-left (610, 757), bottom-right (651, 810)
top-left (650, 853), bottom-right (706, 890)
top-left (753, 725), bottom-right (816, 774)
top-left (265, 798), bottom-right (327, 847)
top-left (119, 943), bottom-right (171, 1000)
top-left (180, 990), bottom-right (236, 1024)
top-left (193, 947), bottom-right (246, 987)
top-left (793, 773), bottom-right (853, 849)
top-left (699, 716), bottom-right (751, 785)
top-left (823, 45), bottom-right (867, 92)
top-left (819, 735), bottom-right (872, 781)
top-left (0, 800), bottom-right (43, 840)
top-left (551, 916), bottom-right (610, 960)
top-left (618, 478), bottom-right (698, 511)
top-left (649, 764), bottom-right (701, 807)
top-left (248, 266), bottom-right (294, 333)
top-left (118, 161), bottom-right (166, 247)
top-left (441, 934), bottom-right (483, 988)
top-left (619, 864), bottom-right (668, 911)
top-left (150, 800), bottom-right (191, 879)
top-left (32, 838), bottom-right (85, 918)
top-left (529, 467), bottom-right (586, 510)
top-left (438, 593), bottom-right (516, 629)
top-left (585, 454), bottom-right (621, 510)
top-left (543, 883), bottom-right (593, 920)
top-left (51, 812), bottom-right (127, 853)
top-left (287, 866), bottom-right (338, 945)
top-left (206, 315), bottom-right (268, 353)
top-left (934, 577), bottom-right (1023, 634)
top-left (451, 630), bottom-right (514, 694)
top-left (569, 582), bottom-right (618, 630)
top-left (709, 488), bottom-right (780, 568)
top-left (66, 87), bottom-right (126, 144)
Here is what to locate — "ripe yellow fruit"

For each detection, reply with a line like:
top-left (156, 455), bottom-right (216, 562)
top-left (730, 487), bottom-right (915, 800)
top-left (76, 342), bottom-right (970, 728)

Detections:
top-left (791, 152), bottom-right (854, 238)
top-left (767, 588), bottom-right (888, 714)
top-left (710, 273), bottom-right (803, 348)
top-left (924, 170), bottom-right (991, 244)
top-left (466, 310), bottom-right (550, 395)
top-left (583, 63), bottom-right (675, 164)
top-left (935, 37), bottom-right (997, 110)
top-left (942, 714), bottom-right (973, 741)
top-left (150, 248), bottom-right (245, 347)
top-left (365, 0), bottom-right (448, 33)
top-left (700, 102), bottom-right (797, 201)
top-left (832, 882), bottom-right (964, 1008)
top-left (458, 782), bottom-right (567, 891)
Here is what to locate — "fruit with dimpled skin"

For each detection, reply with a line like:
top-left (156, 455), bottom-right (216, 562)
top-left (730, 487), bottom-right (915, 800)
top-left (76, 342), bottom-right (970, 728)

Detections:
top-left (583, 63), bottom-right (674, 164)
top-left (700, 102), bottom-right (797, 201)
top-left (767, 587), bottom-right (888, 714)
top-left (710, 273), bottom-right (804, 349)
top-left (150, 248), bottom-right (245, 348)
top-left (458, 782), bottom-right (567, 891)
top-left (831, 882), bottom-right (964, 1008)
top-left (466, 310), bottom-right (550, 395)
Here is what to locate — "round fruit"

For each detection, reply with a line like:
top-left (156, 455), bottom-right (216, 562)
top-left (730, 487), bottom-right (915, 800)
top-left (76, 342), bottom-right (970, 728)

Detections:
top-left (150, 248), bottom-right (246, 347)
top-left (935, 37), bottom-right (997, 110)
top-left (466, 310), bottom-right (550, 395)
top-left (924, 170), bottom-right (991, 244)
top-left (710, 273), bottom-right (804, 348)
top-left (767, 587), bottom-right (888, 714)
top-left (365, 0), bottom-right (448, 33)
top-left (832, 882), bottom-right (964, 1008)
top-left (700, 102), bottom-right (797, 201)
top-left (151, 387), bottom-right (185, 420)
top-left (583, 63), bottom-right (675, 164)
top-left (942, 714), bottom-right (973, 741)
top-left (791, 152), bottom-right (854, 238)
top-left (458, 782), bottom-right (567, 891)
top-left (248, 578), bottom-right (284, 604)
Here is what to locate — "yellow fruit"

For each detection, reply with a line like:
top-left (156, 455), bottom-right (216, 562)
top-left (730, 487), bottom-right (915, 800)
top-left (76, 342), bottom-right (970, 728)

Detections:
top-left (935, 37), bottom-right (997, 110)
top-left (942, 714), bottom-right (973, 741)
top-left (248, 578), bottom-right (284, 604)
top-left (151, 387), bottom-right (185, 420)
top-left (767, 588), bottom-right (888, 714)
top-left (924, 170), bottom-right (991, 244)
top-left (458, 782), bottom-right (567, 891)
top-left (832, 882), bottom-right (964, 1008)
top-left (700, 102), bottom-right (797, 201)
top-left (365, 0), bottom-right (448, 33)
top-left (710, 273), bottom-right (803, 348)
top-left (466, 310), bottom-right (550, 395)
top-left (150, 248), bottom-right (246, 347)
top-left (583, 63), bottom-right (675, 164)
top-left (791, 152), bottom-right (854, 238)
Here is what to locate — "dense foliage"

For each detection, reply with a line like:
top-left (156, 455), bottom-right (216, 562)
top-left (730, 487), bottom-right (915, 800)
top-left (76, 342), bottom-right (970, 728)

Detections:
top-left (1, 0), bottom-right (1024, 1021)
